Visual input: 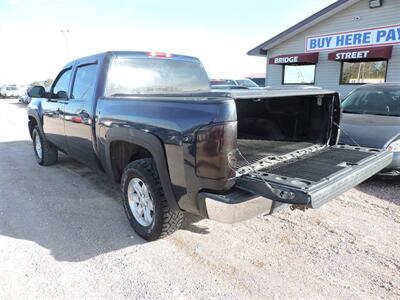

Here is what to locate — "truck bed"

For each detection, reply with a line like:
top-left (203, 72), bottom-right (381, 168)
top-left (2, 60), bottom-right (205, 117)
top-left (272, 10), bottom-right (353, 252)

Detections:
top-left (237, 139), bottom-right (314, 167)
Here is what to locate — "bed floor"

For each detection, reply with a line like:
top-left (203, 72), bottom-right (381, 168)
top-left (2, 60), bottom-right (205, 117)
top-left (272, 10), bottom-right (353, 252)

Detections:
top-left (237, 139), bottom-right (314, 166)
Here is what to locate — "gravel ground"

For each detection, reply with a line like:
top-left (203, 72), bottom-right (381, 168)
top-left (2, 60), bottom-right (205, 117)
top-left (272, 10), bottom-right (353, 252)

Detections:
top-left (0, 99), bottom-right (399, 299)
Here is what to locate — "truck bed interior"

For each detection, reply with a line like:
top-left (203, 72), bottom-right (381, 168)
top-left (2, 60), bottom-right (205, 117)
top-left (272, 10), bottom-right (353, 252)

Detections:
top-left (232, 93), bottom-right (390, 208)
top-left (235, 95), bottom-right (333, 167)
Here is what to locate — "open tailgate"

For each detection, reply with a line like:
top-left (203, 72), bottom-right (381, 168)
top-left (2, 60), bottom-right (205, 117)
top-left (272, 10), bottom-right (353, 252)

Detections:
top-left (236, 145), bottom-right (392, 208)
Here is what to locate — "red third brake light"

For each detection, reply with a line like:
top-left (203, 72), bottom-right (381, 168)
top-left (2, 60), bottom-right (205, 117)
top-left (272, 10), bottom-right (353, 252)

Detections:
top-left (148, 51), bottom-right (172, 58)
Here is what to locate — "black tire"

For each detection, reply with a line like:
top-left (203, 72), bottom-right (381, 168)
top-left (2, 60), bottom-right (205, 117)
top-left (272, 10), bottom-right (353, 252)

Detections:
top-left (121, 158), bottom-right (183, 241)
top-left (32, 126), bottom-right (58, 166)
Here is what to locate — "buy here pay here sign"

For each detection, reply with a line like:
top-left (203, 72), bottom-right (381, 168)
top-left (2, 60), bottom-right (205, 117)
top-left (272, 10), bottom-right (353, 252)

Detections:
top-left (306, 24), bottom-right (400, 52)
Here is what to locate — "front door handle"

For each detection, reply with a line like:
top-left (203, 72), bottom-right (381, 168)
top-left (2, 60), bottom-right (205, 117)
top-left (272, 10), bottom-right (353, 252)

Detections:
top-left (78, 110), bottom-right (89, 118)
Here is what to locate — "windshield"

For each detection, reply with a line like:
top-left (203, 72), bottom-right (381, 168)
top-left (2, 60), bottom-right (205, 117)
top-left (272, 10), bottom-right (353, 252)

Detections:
top-left (6, 86), bottom-right (17, 90)
top-left (105, 57), bottom-right (210, 96)
top-left (236, 79), bottom-right (258, 88)
top-left (342, 87), bottom-right (400, 117)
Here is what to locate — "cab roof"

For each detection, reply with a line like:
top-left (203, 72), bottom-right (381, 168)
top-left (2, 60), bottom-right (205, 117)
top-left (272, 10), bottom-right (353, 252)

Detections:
top-left (63, 51), bottom-right (200, 69)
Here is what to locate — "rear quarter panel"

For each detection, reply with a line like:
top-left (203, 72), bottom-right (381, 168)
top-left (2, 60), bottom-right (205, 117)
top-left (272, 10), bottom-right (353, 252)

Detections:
top-left (95, 96), bottom-right (236, 214)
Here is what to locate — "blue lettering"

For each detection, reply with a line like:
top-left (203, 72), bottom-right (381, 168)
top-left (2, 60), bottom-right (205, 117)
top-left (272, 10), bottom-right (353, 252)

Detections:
top-left (386, 29), bottom-right (396, 42)
top-left (345, 34), bottom-right (352, 45)
top-left (336, 35), bottom-right (345, 46)
top-left (363, 32), bottom-right (371, 44)
top-left (376, 30), bottom-right (386, 42)
top-left (353, 33), bottom-right (362, 45)
top-left (310, 39), bottom-right (317, 49)
top-left (325, 36), bottom-right (333, 47)
top-left (317, 38), bottom-right (325, 48)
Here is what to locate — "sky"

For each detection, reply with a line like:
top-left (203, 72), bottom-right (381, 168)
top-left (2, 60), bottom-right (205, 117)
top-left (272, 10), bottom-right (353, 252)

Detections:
top-left (0, 0), bottom-right (336, 84)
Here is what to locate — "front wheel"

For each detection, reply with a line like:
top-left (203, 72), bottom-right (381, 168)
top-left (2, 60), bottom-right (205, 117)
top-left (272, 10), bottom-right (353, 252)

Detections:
top-left (32, 126), bottom-right (58, 166)
top-left (121, 158), bottom-right (183, 241)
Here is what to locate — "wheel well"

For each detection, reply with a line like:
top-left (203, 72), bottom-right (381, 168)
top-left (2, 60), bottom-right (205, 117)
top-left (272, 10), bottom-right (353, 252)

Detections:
top-left (28, 116), bottom-right (38, 138)
top-left (110, 141), bottom-right (152, 182)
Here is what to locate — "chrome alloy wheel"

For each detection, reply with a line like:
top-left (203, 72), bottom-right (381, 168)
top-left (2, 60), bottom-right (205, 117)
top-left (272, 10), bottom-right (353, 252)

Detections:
top-left (34, 133), bottom-right (42, 160)
top-left (127, 178), bottom-right (154, 227)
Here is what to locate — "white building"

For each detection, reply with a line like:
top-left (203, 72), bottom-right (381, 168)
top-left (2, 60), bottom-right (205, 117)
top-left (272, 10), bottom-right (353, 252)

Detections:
top-left (248, 0), bottom-right (400, 97)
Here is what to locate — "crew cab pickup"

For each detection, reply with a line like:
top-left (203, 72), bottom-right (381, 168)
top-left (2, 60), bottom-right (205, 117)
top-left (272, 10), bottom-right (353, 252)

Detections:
top-left (27, 51), bottom-right (392, 241)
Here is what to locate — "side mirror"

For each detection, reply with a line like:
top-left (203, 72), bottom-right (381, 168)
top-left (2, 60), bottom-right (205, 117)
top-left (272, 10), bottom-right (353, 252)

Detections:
top-left (57, 90), bottom-right (69, 99)
top-left (28, 86), bottom-right (45, 98)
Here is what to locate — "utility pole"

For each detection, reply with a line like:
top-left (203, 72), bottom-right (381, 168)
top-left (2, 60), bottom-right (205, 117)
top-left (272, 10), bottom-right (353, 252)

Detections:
top-left (60, 29), bottom-right (70, 60)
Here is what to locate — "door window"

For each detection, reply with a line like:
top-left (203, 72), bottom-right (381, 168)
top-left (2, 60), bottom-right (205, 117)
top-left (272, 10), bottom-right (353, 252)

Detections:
top-left (53, 69), bottom-right (72, 95)
top-left (72, 64), bottom-right (98, 100)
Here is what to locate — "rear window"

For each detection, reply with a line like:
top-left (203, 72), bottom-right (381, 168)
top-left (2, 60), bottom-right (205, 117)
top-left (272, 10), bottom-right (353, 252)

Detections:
top-left (105, 57), bottom-right (210, 96)
top-left (342, 87), bottom-right (400, 117)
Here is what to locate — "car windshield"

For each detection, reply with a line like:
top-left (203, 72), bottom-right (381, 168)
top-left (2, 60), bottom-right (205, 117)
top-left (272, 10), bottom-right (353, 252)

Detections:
top-left (235, 79), bottom-right (258, 88)
top-left (105, 57), bottom-right (210, 96)
top-left (342, 87), bottom-right (400, 117)
top-left (6, 87), bottom-right (17, 90)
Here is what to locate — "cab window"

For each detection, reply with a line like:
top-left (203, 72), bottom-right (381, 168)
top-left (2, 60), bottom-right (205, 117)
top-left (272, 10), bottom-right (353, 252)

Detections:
top-left (52, 69), bottom-right (72, 96)
top-left (72, 64), bottom-right (98, 100)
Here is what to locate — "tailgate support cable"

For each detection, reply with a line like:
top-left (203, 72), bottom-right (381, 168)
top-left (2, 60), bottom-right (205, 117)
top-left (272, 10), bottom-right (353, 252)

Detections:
top-left (333, 121), bottom-right (361, 148)
top-left (229, 149), bottom-right (296, 202)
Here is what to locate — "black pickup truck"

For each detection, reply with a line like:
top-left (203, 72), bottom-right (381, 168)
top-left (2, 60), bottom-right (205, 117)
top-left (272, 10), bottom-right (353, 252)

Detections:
top-left (27, 51), bottom-right (392, 241)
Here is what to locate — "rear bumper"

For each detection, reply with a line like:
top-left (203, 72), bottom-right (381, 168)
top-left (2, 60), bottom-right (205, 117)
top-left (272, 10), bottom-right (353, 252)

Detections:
top-left (198, 189), bottom-right (287, 224)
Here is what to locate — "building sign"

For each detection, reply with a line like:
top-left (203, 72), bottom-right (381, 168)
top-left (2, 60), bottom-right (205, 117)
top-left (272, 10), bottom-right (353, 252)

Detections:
top-left (269, 52), bottom-right (319, 65)
top-left (328, 46), bottom-right (393, 61)
top-left (306, 24), bottom-right (400, 52)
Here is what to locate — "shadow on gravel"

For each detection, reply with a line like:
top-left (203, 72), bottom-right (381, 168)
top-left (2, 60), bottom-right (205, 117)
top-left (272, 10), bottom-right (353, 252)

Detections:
top-left (0, 141), bottom-right (209, 262)
top-left (9, 102), bottom-right (27, 108)
top-left (56, 154), bottom-right (210, 235)
top-left (356, 176), bottom-right (400, 205)
top-left (180, 215), bottom-right (209, 235)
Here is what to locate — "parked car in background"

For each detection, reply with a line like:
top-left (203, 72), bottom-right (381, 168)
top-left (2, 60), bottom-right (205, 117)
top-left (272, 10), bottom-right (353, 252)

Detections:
top-left (339, 83), bottom-right (400, 176)
top-left (0, 85), bottom-right (19, 98)
top-left (210, 84), bottom-right (248, 90)
top-left (210, 78), bottom-right (263, 89)
top-left (247, 76), bottom-right (265, 87)
top-left (19, 92), bottom-right (31, 104)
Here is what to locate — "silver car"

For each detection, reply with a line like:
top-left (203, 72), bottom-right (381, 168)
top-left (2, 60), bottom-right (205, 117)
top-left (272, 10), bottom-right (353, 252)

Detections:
top-left (339, 83), bottom-right (400, 176)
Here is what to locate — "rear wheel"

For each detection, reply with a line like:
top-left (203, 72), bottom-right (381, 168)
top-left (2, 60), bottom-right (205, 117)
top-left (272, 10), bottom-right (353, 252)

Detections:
top-left (121, 158), bottom-right (183, 241)
top-left (32, 126), bottom-right (58, 166)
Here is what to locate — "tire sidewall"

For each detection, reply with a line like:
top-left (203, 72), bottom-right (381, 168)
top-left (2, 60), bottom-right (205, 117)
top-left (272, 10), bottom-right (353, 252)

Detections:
top-left (122, 163), bottom-right (164, 240)
top-left (32, 128), bottom-right (44, 165)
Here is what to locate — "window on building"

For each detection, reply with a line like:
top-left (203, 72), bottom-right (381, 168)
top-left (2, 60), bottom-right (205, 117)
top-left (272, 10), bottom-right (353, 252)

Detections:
top-left (340, 60), bottom-right (387, 85)
top-left (72, 64), bottom-right (98, 100)
top-left (282, 65), bottom-right (316, 85)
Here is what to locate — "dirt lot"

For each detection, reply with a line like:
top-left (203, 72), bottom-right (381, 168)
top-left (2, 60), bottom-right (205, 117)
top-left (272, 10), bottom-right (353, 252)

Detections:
top-left (0, 99), bottom-right (399, 299)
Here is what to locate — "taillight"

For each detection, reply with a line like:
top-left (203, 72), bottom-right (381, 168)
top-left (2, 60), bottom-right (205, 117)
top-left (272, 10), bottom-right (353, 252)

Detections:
top-left (196, 122), bottom-right (237, 179)
top-left (147, 51), bottom-right (172, 58)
